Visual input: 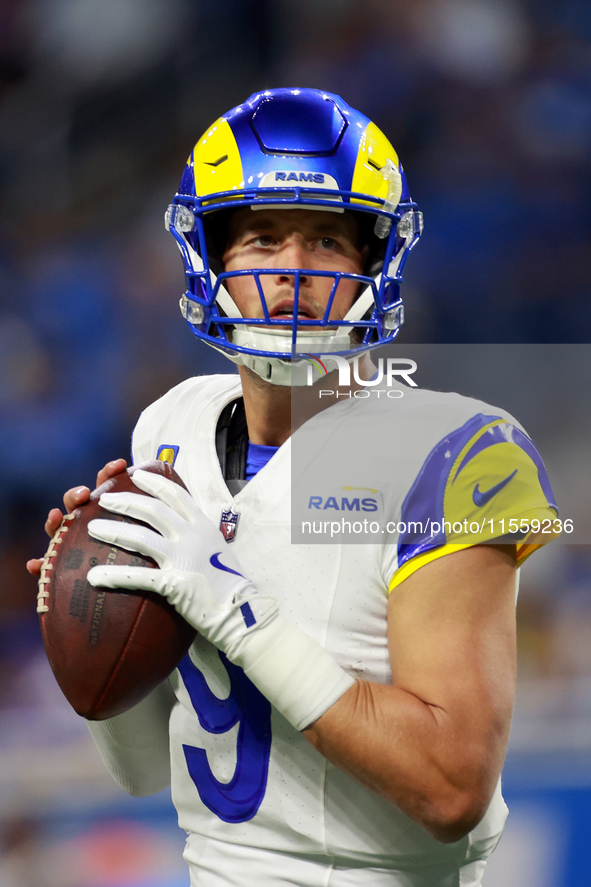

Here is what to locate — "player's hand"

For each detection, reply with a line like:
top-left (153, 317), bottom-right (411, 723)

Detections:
top-left (85, 469), bottom-right (279, 655)
top-left (26, 459), bottom-right (128, 577)
top-left (85, 468), bottom-right (352, 732)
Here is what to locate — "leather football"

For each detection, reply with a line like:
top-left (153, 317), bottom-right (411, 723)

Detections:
top-left (37, 460), bottom-right (196, 720)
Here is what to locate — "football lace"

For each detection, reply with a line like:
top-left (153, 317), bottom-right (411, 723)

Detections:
top-left (36, 514), bottom-right (76, 614)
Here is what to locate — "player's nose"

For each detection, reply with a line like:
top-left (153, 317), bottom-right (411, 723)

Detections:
top-left (273, 236), bottom-right (311, 286)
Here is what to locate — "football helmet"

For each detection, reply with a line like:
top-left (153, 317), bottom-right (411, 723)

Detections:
top-left (165, 88), bottom-right (422, 385)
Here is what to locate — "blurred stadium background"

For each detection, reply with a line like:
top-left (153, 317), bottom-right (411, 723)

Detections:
top-left (1, 1), bottom-right (590, 884)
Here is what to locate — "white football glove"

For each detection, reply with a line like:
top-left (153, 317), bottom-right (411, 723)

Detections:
top-left (87, 469), bottom-right (278, 656)
top-left (87, 469), bottom-right (354, 730)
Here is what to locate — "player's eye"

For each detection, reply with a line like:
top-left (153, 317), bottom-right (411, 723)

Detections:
top-left (317, 237), bottom-right (338, 250)
top-left (252, 234), bottom-right (275, 247)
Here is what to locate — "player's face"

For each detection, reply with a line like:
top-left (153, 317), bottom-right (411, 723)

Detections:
top-left (221, 208), bottom-right (367, 324)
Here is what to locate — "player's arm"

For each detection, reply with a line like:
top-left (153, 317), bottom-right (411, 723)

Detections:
top-left (87, 678), bottom-right (175, 796)
top-left (302, 543), bottom-right (517, 843)
top-left (82, 471), bottom-right (516, 832)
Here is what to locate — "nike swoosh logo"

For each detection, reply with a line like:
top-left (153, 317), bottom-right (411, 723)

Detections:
top-left (210, 552), bottom-right (244, 577)
top-left (473, 469), bottom-right (518, 507)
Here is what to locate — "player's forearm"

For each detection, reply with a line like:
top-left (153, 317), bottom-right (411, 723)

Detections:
top-left (87, 679), bottom-right (175, 796)
top-left (302, 678), bottom-right (510, 843)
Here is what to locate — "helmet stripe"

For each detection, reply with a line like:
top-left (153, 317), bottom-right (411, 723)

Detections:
top-left (192, 118), bottom-right (244, 196)
top-left (351, 121), bottom-right (401, 210)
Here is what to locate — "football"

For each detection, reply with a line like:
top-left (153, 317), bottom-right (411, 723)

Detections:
top-left (37, 460), bottom-right (197, 720)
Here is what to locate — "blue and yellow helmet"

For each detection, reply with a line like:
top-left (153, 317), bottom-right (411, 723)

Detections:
top-left (165, 87), bottom-right (423, 385)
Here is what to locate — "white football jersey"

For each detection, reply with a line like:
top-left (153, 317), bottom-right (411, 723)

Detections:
top-left (131, 374), bottom-right (557, 878)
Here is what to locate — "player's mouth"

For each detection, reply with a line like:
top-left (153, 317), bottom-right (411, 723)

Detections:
top-left (269, 299), bottom-right (319, 321)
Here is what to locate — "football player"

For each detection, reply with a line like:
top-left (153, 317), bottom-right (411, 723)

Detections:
top-left (29, 88), bottom-right (559, 886)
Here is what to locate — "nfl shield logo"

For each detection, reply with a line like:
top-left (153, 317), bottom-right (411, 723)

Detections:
top-left (220, 508), bottom-right (240, 542)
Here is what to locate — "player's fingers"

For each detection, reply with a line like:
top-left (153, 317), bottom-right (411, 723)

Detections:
top-left (63, 486), bottom-right (91, 514)
top-left (95, 458), bottom-right (128, 489)
top-left (88, 518), bottom-right (169, 567)
top-left (44, 507), bottom-right (65, 537)
top-left (98, 491), bottom-right (179, 538)
top-left (87, 563), bottom-right (165, 592)
top-left (131, 469), bottom-right (197, 523)
top-left (26, 558), bottom-right (44, 577)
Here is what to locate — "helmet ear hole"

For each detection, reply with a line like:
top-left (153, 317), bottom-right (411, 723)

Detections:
top-left (203, 208), bottom-right (236, 277)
